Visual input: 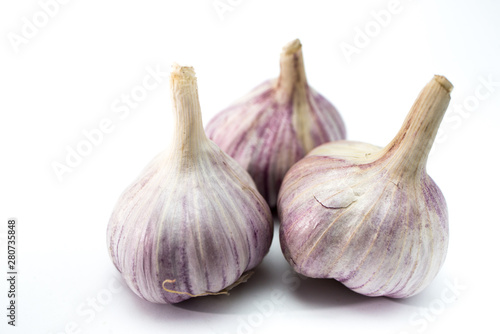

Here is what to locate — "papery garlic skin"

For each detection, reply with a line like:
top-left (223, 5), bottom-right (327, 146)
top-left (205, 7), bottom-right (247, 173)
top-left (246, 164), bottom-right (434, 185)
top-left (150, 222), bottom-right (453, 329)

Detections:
top-left (107, 65), bottom-right (273, 304)
top-left (205, 39), bottom-right (346, 208)
top-left (278, 76), bottom-right (452, 298)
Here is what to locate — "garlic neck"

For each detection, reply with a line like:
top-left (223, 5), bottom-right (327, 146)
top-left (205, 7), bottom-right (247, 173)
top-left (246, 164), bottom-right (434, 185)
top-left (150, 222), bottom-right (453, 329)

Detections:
top-left (378, 75), bottom-right (453, 177)
top-left (169, 64), bottom-right (208, 162)
top-left (275, 39), bottom-right (308, 102)
top-left (275, 39), bottom-right (314, 152)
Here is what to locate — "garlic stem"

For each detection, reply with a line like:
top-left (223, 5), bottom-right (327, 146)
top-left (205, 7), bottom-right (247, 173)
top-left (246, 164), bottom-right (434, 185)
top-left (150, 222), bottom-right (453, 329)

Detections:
top-left (170, 64), bottom-right (207, 159)
top-left (276, 39), bottom-right (315, 152)
top-left (275, 39), bottom-right (308, 103)
top-left (380, 75), bottom-right (453, 176)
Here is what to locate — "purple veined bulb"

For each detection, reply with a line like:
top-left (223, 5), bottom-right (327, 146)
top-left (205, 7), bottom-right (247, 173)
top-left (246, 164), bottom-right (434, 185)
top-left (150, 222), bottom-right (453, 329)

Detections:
top-left (206, 39), bottom-right (346, 208)
top-left (107, 64), bottom-right (273, 304)
top-left (278, 75), bottom-right (452, 298)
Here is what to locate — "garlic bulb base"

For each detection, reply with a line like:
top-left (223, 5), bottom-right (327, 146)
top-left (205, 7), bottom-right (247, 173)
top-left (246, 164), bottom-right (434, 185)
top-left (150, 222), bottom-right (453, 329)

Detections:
top-left (162, 271), bottom-right (254, 298)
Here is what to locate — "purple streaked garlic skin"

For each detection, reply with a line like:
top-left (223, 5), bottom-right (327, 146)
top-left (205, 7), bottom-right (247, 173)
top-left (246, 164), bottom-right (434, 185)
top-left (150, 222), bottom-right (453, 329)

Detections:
top-left (205, 39), bottom-right (346, 208)
top-left (278, 75), bottom-right (452, 298)
top-left (107, 64), bottom-right (273, 304)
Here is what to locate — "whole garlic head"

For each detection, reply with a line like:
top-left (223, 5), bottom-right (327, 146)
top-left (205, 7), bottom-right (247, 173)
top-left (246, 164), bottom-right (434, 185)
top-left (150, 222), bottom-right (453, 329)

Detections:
top-left (107, 64), bottom-right (273, 304)
top-left (278, 75), bottom-right (452, 298)
top-left (206, 39), bottom-right (346, 208)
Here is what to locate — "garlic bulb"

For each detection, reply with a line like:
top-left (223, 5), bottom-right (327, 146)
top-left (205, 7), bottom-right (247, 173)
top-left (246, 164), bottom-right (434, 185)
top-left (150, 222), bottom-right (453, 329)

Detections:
top-left (107, 64), bottom-right (273, 304)
top-left (205, 39), bottom-right (346, 208)
top-left (278, 75), bottom-right (452, 298)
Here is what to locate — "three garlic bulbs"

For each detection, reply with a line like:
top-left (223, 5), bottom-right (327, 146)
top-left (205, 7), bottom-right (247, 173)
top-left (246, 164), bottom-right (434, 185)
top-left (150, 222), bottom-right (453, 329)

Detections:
top-left (278, 76), bottom-right (452, 298)
top-left (205, 39), bottom-right (346, 208)
top-left (107, 41), bottom-right (454, 302)
top-left (107, 64), bottom-right (273, 304)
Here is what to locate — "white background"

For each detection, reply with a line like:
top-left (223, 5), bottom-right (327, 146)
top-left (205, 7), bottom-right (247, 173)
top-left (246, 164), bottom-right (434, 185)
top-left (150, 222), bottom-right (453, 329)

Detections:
top-left (1, 0), bottom-right (499, 333)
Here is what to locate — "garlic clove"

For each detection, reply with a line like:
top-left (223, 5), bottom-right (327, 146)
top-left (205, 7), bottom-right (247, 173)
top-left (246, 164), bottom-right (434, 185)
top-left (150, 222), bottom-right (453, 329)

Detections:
top-left (205, 39), bottom-right (346, 208)
top-left (278, 75), bottom-right (452, 298)
top-left (107, 64), bottom-right (273, 304)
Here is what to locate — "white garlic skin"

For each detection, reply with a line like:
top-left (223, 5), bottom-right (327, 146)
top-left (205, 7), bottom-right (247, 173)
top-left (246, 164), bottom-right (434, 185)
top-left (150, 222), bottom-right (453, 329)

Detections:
top-left (205, 39), bottom-right (346, 208)
top-left (107, 65), bottom-right (273, 304)
top-left (278, 76), bottom-right (452, 298)
top-left (278, 142), bottom-right (448, 298)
